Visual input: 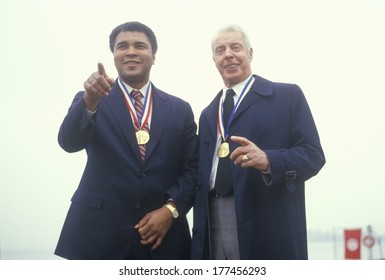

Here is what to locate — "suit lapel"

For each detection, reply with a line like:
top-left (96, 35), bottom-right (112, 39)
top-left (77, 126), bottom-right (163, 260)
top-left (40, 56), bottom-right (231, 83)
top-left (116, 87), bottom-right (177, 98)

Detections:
top-left (143, 86), bottom-right (169, 164)
top-left (104, 83), bottom-right (143, 163)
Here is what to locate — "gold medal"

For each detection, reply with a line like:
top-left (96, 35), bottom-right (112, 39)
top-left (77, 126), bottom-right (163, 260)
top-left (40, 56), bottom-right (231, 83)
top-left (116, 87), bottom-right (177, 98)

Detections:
top-left (136, 130), bottom-right (150, 145)
top-left (218, 142), bottom-right (230, 158)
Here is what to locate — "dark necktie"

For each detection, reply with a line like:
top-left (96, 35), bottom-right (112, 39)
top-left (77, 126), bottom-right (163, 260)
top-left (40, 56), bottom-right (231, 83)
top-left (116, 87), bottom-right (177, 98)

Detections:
top-left (214, 89), bottom-right (235, 196)
top-left (131, 90), bottom-right (149, 161)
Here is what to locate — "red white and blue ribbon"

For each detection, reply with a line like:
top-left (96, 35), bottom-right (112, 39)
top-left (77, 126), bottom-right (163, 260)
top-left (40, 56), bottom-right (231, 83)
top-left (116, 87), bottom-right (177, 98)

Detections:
top-left (118, 79), bottom-right (152, 130)
top-left (217, 76), bottom-right (254, 141)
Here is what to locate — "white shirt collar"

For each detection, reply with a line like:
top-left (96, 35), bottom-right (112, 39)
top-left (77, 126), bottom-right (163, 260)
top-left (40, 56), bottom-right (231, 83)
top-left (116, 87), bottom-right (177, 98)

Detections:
top-left (121, 80), bottom-right (151, 98)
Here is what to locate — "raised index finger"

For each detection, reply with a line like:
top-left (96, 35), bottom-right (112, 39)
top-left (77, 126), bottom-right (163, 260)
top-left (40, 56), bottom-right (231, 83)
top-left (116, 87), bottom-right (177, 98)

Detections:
top-left (97, 62), bottom-right (106, 76)
top-left (230, 136), bottom-right (250, 146)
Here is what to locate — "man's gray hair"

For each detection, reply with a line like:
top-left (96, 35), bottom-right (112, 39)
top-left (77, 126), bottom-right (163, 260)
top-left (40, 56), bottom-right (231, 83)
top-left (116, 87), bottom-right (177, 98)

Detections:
top-left (211, 24), bottom-right (252, 54)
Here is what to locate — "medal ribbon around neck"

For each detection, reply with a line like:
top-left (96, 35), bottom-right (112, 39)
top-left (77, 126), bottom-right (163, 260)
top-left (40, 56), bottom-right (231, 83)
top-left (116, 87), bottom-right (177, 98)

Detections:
top-left (217, 76), bottom-right (254, 142)
top-left (119, 79), bottom-right (152, 131)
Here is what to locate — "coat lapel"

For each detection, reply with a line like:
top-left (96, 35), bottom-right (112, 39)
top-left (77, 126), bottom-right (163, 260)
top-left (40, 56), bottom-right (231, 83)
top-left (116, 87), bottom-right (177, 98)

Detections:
top-left (142, 85), bottom-right (169, 164)
top-left (202, 92), bottom-right (221, 137)
top-left (232, 75), bottom-right (274, 123)
top-left (104, 83), bottom-right (142, 163)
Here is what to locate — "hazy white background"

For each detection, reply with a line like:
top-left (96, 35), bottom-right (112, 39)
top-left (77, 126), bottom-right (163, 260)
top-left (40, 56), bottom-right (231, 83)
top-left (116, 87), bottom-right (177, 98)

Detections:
top-left (0, 0), bottom-right (384, 260)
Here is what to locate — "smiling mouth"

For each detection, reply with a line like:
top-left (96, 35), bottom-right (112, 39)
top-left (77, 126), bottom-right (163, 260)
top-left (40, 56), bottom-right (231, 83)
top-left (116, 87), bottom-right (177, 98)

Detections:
top-left (224, 64), bottom-right (238, 69)
top-left (124, 61), bottom-right (141, 65)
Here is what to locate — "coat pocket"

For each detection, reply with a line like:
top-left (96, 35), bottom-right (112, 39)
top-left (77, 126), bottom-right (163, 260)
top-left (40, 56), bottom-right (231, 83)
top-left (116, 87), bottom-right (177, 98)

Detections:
top-left (71, 189), bottom-right (104, 209)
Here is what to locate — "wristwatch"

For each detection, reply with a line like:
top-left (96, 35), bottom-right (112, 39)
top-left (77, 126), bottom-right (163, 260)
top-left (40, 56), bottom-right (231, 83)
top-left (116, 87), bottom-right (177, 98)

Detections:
top-left (164, 203), bottom-right (179, 219)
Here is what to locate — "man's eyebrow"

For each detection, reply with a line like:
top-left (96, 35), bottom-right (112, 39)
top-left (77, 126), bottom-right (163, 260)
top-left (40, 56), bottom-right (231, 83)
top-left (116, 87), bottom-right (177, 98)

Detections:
top-left (135, 41), bottom-right (149, 47)
top-left (116, 41), bottom-right (128, 46)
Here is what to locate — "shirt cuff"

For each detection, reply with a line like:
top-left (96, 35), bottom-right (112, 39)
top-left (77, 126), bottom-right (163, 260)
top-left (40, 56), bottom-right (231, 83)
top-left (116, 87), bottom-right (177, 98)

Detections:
top-left (85, 108), bottom-right (97, 122)
top-left (260, 165), bottom-right (272, 186)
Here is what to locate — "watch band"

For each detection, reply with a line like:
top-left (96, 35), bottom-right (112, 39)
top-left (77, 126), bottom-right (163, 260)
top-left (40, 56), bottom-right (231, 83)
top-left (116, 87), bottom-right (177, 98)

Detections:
top-left (164, 203), bottom-right (179, 218)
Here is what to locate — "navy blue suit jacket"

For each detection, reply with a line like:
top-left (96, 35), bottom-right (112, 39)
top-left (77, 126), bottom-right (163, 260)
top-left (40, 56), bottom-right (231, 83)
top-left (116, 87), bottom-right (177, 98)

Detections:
top-left (191, 75), bottom-right (325, 259)
top-left (55, 82), bottom-right (198, 259)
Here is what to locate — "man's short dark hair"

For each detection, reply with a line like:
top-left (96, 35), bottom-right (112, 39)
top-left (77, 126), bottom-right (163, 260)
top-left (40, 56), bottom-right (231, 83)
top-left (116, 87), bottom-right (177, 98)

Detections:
top-left (109, 21), bottom-right (158, 54)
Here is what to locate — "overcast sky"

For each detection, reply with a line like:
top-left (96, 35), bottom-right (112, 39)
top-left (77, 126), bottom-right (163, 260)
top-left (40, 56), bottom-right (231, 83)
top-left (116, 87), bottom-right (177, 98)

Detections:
top-left (1, 0), bottom-right (384, 260)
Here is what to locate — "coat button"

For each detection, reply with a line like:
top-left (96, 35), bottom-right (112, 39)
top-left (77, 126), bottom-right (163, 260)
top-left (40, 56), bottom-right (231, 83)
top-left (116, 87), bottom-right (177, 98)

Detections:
top-left (203, 140), bottom-right (209, 147)
top-left (135, 203), bottom-right (141, 209)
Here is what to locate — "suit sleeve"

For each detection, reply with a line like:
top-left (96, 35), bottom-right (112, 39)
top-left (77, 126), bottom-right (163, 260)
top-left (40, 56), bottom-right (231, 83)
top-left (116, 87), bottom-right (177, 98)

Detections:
top-left (165, 102), bottom-right (199, 216)
top-left (58, 91), bottom-right (96, 153)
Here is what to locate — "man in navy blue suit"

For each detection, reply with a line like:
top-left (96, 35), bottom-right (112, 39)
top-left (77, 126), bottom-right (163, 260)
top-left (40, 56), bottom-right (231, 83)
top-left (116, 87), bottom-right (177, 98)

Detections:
top-left (191, 25), bottom-right (325, 260)
top-left (55, 21), bottom-right (198, 259)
